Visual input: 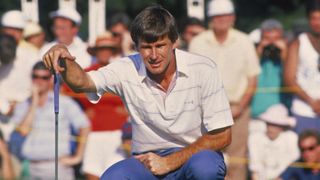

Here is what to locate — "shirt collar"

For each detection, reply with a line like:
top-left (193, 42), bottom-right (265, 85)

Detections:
top-left (136, 49), bottom-right (189, 82)
top-left (206, 28), bottom-right (236, 46)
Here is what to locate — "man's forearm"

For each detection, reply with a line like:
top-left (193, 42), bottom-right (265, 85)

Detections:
top-left (61, 60), bottom-right (96, 93)
top-left (164, 127), bottom-right (231, 172)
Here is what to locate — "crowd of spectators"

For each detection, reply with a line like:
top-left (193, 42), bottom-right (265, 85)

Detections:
top-left (0, 0), bottom-right (319, 179)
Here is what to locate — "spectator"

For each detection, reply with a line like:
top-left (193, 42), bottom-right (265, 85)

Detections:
top-left (284, 0), bottom-right (320, 134)
top-left (179, 17), bottom-right (206, 50)
top-left (249, 104), bottom-right (299, 180)
top-left (64, 31), bottom-right (128, 180)
top-left (0, 10), bottom-right (38, 105)
top-left (21, 22), bottom-right (45, 52)
top-left (189, 0), bottom-right (260, 179)
top-left (40, 8), bottom-right (91, 68)
top-left (108, 13), bottom-right (134, 56)
top-left (0, 32), bottom-right (29, 143)
top-left (280, 130), bottom-right (320, 179)
top-left (250, 19), bottom-right (290, 132)
top-left (11, 61), bottom-right (90, 180)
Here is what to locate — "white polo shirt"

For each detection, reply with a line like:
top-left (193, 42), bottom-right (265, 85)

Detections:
top-left (87, 49), bottom-right (234, 153)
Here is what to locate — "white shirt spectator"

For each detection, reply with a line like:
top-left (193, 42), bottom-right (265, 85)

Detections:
top-left (292, 33), bottom-right (320, 117)
top-left (40, 36), bottom-right (91, 68)
top-left (249, 130), bottom-right (299, 180)
top-left (87, 49), bottom-right (234, 153)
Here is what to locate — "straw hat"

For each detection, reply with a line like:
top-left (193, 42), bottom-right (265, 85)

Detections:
top-left (259, 104), bottom-right (296, 127)
top-left (87, 31), bottom-right (120, 55)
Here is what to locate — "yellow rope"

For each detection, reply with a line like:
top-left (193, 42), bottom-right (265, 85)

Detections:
top-left (227, 156), bottom-right (320, 169)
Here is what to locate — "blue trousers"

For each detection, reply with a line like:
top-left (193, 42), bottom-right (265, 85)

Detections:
top-left (101, 148), bottom-right (226, 180)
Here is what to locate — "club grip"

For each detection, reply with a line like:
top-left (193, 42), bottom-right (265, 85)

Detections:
top-left (54, 73), bottom-right (60, 113)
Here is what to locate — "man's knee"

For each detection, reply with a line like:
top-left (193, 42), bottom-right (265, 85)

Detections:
top-left (186, 150), bottom-right (226, 180)
top-left (100, 162), bottom-right (126, 180)
top-left (100, 158), bottom-right (156, 180)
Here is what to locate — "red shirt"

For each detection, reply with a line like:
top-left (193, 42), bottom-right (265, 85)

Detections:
top-left (62, 63), bottom-right (128, 131)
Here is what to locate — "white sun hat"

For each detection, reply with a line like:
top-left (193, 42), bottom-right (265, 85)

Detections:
top-left (259, 104), bottom-right (296, 127)
top-left (207, 0), bottom-right (235, 17)
top-left (23, 22), bottom-right (43, 38)
top-left (49, 8), bottom-right (82, 25)
top-left (1, 10), bottom-right (27, 29)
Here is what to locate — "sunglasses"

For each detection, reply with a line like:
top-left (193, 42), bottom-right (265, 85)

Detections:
top-left (300, 144), bottom-right (317, 152)
top-left (111, 32), bottom-right (121, 37)
top-left (32, 74), bottom-right (51, 80)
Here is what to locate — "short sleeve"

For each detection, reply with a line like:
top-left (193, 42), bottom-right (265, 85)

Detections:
top-left (86, 64), bottom-right (123, 104)
top-left (201, 64), bottom-right (234, 131)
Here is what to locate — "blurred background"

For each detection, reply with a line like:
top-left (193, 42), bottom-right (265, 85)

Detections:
top-left (0, 0), bottom-right (309, 41)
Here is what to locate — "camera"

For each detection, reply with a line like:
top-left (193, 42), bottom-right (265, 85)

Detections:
top-left (262, 44), bottom-right (281, 61)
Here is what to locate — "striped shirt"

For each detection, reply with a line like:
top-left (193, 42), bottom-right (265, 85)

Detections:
top-left (87, 49), bottom-right (234, 153)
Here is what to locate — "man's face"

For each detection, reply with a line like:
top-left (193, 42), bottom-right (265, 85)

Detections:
top-left (266, 123), bottom-right (283, 140)
top-left (95, 48), bottom-right (114, 65)
top-left (300, 136), bottom-right (319, 163)
top-left (138, 36), bottom-right (175, 76)
top-left (52, 17), bottom-right (78, 45)
top-left (261, 29), bottom-right (283, 45)
top-left (210, 14), bottom-right (235, 33)
top-left (27, 32), bottom-right (45, 49)
top-left (32, 69), bottom-right (52, 94)
top-left (309, 11), bottom-right (320, 34)
top-left (183, 25), bottom-right (205, 44)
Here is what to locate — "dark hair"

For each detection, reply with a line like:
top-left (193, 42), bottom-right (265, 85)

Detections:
top-left (306, 0), bottom-right (320, 17)
top-left (298, 130), bottom-right (320, 147)
top-left (0, 33), bottom-right (17, 65)
top-left (32, 61), bottom-right (50, 71)
top-left (180, 17), bottom-right (205, 33)
top-left (130, 5), bottom-right (179, 46)
top-left (109, 13), bottom-right (131, 29)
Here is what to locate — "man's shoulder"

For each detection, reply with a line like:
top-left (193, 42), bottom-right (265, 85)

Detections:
top-left (177, 49), bottom-right (217, 67)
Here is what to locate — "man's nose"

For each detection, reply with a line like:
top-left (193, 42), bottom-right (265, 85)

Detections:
top-left (150, 47), bottom-right (158, 60)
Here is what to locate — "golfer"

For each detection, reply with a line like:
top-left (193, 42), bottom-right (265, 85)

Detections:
top-left (43, 6), bottom-right (233, 180)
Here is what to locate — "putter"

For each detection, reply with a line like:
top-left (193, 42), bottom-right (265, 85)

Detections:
top-left (53, 70), bottom-right (60, 180)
